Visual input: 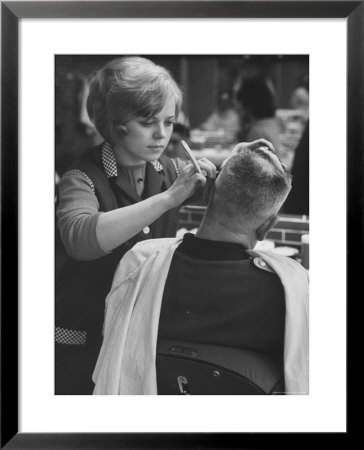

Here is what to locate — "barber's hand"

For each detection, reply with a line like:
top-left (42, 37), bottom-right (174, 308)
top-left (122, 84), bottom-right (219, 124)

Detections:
top-left (167, 163), bottom-right (207, 207)
top-left (196, 157), bottom-right (217, 179)
top-left (222, 139), bottom-right (276, 167)
top-left (233, 138), bottom-right (275, 154)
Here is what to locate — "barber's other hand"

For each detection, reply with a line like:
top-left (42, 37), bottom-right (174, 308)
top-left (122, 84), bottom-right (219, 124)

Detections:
top-left (196, 157), bottom-right (217, 179)
top-left (233, 139), bottom-right (275, 155)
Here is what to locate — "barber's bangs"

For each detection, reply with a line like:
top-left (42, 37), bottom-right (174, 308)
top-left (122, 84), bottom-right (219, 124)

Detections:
top-left (135, 77), bottom-right (181, 119)
top-left (135, 84), bottom-right (170, 118)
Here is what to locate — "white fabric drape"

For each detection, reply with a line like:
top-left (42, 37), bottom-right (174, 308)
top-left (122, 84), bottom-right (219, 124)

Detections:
top-left (93, 238), bottom-right (309, 395)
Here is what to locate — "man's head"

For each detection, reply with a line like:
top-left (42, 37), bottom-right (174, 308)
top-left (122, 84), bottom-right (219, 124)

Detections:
top-left (205, 145), bottom-right (292, 246)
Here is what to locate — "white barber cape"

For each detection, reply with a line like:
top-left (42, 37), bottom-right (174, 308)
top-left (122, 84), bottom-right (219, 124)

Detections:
top-left (93, 237), bottom-right (309, 395)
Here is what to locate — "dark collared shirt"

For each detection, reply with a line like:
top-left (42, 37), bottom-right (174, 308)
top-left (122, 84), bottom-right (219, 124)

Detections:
top-left (158, 233), bottom-right (286, 368)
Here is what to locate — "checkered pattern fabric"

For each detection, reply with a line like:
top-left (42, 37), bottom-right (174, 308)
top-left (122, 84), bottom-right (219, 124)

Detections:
top-left (63, 169), bottom-right (95, 194)
top-left (55, 326), bottom-right (87, 345)
top-left (102, 142), bottom-right (166, 176)
top-left (151, 161), bottom-right (163, 172)
top-left (102, 142), bottom-right (118, 178)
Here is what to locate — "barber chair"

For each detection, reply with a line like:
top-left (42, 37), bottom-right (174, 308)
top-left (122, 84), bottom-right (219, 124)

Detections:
top-left (156, 339), bottom-right (285, 395)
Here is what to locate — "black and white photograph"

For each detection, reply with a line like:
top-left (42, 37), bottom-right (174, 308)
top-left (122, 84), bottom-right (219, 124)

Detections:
top-left (55, 54), bottom-right (309, 396)
top-left (2, 0), bottom-right (356, 445)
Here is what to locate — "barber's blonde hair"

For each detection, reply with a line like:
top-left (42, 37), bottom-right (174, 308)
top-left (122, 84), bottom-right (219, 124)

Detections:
top-left (87, 57), bottom-right (183, 144)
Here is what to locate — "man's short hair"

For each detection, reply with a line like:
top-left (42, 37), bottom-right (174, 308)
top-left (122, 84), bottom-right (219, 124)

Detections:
top-left (212, 147), bottom-right (292, 221)
top-left (87, 56), bottom-right (183, 144)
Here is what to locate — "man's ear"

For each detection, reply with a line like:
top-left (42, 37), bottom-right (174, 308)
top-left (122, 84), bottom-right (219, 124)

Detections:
top-left (256, 215), bottom-right (279, 241)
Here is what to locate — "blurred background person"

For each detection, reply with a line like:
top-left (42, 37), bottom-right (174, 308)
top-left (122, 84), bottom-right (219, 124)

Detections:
top-left (199, 89), bottom-right (241, 136)
top-left (236, 76), bottom-right (285, 162)
top-left (55, 73), bottom-right (103, 176)
top-left (285, 74), bottom-right (309, 215)
top-left (290, 74), bottom-right (309, 121)
top-left (284, 121), bottom-right (309, 216)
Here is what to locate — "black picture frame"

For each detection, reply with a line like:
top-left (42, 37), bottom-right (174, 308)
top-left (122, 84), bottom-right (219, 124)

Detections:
top-left (1, 1), bottom-right (361, 448)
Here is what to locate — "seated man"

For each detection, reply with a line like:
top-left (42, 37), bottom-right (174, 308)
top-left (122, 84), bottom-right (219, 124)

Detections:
top-left (93, 139), bottom-right (309, 395)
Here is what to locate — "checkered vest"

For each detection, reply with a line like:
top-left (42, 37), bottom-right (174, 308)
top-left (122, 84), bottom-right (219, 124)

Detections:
top-left (55, 143), bottom-right (179, 348)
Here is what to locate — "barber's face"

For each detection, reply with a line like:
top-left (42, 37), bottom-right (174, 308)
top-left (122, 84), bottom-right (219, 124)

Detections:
top-left (113, 96), bottom-right (176, 166)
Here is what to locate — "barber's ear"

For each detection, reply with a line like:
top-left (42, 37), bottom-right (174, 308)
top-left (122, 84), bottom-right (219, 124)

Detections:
top-left (114, 124), bottom-right (128, 136)
top-left (256, 215), bottom-right (279, 241)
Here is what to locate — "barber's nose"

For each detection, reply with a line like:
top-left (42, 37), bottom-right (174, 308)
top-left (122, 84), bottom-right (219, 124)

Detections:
top-left (153, 124), bottom-right (166, 139)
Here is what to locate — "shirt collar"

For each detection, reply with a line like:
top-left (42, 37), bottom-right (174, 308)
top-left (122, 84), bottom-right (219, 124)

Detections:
top-left (101, 142), bottom-right (118, 178)
top-left (101, 142), bottom-right (164, 179)
top-left (177, 233), bottom-right (249, 261)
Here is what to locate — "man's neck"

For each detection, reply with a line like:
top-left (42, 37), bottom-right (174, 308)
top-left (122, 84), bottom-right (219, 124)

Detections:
top-left (196, 216), bottom-right (256, 249)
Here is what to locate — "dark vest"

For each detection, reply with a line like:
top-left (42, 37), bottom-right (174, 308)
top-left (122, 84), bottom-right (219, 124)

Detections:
top-left (55, 145), bottom-right (179, 346)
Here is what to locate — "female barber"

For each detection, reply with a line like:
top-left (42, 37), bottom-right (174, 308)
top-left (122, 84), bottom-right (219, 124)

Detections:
top-left (55, 56), bottom-right (216, 394)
